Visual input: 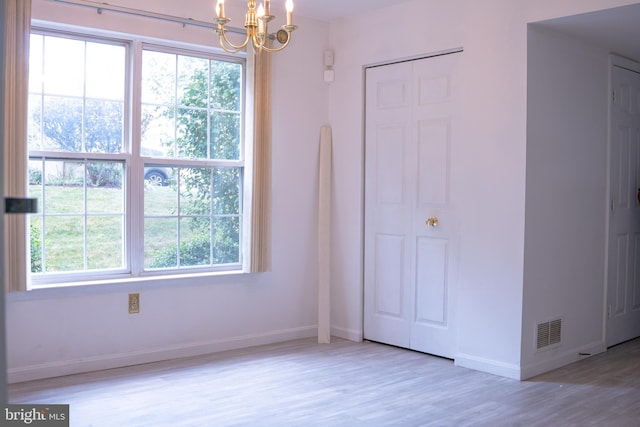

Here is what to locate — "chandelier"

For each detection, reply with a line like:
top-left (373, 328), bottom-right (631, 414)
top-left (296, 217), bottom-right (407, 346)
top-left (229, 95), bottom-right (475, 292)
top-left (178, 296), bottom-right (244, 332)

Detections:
top-left (214, 0), bottom-right (297, 53)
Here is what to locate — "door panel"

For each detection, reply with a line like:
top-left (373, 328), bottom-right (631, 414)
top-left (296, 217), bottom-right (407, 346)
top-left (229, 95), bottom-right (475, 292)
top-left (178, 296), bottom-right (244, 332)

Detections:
top-left (607, 64), bottom-right (640, 347)
top-left (364, 52), bottom-right (460, 358)
top-left (377, 125), bottom-right (406, 205)
top-left (374, 234), bottom-right (405, 318)
top-left (418, 120), bottom-right (450, 206)
top-left (415, 237), bottom-right (448, 325)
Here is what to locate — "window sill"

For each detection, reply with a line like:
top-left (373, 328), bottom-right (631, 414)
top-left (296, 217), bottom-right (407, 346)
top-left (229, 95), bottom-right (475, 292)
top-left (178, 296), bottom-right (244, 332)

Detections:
top-left (7, 269), bottom-right (260, 301)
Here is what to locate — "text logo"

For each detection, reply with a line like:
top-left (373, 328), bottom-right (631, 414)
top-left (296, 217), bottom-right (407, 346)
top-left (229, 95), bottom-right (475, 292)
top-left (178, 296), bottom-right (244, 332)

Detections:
top-left (2, 405), bottom-right (69, 426)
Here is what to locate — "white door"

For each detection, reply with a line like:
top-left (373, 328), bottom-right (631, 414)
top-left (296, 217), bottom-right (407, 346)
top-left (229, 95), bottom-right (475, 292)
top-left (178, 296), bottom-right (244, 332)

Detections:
top-left (607, 63), bottom-right (640, 347)
top-left (363, 52), bottom-right (460, 358)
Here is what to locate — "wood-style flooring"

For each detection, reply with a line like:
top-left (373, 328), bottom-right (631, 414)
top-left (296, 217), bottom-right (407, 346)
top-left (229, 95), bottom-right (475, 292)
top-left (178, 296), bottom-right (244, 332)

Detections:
top-left (8, 337), bottom-right (640, 426)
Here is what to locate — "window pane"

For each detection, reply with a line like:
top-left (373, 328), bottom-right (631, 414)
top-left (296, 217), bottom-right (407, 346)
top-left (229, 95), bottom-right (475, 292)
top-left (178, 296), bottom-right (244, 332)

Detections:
top-left (85, 99), bottom-right (123, 154)
top-left (180, 217), bottom-right (211, 267)
top-left (210, 60), bottom-right (241, 111)
top-left (213, 216), bottom-right (240, 264)
top-left (210, 59), bottom-right (241, 161)
top-left (29, 34), bottom-right (44, 93)
top-left (177, 55), bottom-right (208, 108)
top-left (213, 167), bottom-right (240, 214)
top-left (30, 216), bottom-right (43, 273)
top-left (28, 159), bottom-right (43, 208)
top-left (144, 169), bottom-right (177, 214)
top-left (87, 161), bottom-right (124, 212)
top-left (141, 105), bottom-right (175, 156)
top-left (177, 107), bottom-right (208, 159)
top-left (87, 216), bottom-right (124, 269)
top-left (142, 50), bottom-right (176, 105)
top-left (42, 96), bottom-right (83, 152)
top-left (27, 94), bottom-right (43, 150)
top-left (179, 168), bottom-right (211, 216)
top-left (43, 36), bottom-right (84, 96)
top-left (86, 42), bottom-right (125, 100)
top-left (44, 216), bottom-right (84, 272)
top-left (210, 111), bottom-right (240, 160)
top-left (44, 160), bottom-right (84, 213)
top-left (145, 217), bottom-right (178, 269)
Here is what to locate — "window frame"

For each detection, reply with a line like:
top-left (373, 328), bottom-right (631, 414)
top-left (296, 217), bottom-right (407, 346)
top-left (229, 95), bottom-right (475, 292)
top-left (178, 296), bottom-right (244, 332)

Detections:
top-left (27, 25), bottom-right (249, 288)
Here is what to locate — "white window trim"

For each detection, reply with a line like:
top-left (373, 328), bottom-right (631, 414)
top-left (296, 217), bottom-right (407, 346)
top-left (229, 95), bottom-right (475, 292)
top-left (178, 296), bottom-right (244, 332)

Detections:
top-left (23, 22), bottom-right (254, 289)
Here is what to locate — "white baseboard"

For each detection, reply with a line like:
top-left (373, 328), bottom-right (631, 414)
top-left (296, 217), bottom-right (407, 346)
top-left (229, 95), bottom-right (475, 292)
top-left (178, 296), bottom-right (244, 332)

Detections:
top-left (455, 340), bottom-right (607, 381)
top-left (8, 326), bottom-right (317, 384)
top-left (331, 326), bottom-right (363, 342)
top-left (454, 353), bottom-right (522, 380)
top-left (519, 340), bottom-right (606, 380)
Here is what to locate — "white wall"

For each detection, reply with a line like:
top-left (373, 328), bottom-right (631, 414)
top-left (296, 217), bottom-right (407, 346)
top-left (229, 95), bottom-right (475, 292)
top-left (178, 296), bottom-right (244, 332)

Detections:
top-left (328, 0), bottom-right (640, 379)
top-left (6, 0), bottom-right (330, 383)
top-left (522, 26), bottom-right (610, 379)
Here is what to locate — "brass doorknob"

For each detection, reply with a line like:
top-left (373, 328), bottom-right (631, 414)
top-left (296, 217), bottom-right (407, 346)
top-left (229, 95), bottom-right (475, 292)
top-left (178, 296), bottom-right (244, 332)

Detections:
top-left (426, 217), bottom-right (439, 227)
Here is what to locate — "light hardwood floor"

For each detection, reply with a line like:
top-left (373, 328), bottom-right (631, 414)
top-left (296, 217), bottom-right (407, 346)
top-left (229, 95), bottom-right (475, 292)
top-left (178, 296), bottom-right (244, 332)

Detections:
top-left (8, 337), bottom-right (640, 426)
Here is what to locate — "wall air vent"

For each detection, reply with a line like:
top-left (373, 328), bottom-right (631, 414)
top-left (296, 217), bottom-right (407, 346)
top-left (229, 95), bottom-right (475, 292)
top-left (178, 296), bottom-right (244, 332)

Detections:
top-left (536, 318), bottom-right (562, 350)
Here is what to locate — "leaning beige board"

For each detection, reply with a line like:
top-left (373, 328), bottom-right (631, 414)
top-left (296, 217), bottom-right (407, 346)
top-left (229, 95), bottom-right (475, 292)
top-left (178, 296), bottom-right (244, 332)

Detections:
top-left (318, 126), bottom-right (332, 344)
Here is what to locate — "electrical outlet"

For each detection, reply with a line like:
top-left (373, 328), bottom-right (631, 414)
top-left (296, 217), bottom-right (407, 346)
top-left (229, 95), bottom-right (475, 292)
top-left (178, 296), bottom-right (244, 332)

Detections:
top-left (128, 293), bottom-right (140, 314)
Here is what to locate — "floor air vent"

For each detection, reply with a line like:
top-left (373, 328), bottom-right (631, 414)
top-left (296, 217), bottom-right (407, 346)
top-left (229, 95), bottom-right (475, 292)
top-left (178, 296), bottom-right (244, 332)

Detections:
top-left (536, 318), bottom-right (562, 350)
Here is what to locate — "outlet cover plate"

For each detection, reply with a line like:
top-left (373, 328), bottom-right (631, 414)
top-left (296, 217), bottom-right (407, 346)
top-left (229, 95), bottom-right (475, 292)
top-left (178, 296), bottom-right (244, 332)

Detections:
top-left (128, 293), bottom-right (140, 314)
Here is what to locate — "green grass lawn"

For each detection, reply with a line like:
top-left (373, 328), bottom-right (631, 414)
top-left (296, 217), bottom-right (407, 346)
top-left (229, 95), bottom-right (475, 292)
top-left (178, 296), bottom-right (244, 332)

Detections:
top-left (29, 184), bottom-right (178, 272)
top-left (29, 183), bottom-right (240, 273)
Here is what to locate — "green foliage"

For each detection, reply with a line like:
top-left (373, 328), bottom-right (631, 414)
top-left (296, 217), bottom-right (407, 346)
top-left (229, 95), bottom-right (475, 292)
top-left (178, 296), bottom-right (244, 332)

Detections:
top-left (159, 57), bottom-right (242, 266)
top-left (148, 233), bottom-right (210, 269)
top-left (30, 223), bottom-right (42, 273)
top-left (45, 165), bottom-right (84, 187)
top-left (172, 61), bottom-right (241, 161)
top-left (147, 221), bottom-right (240, 269)
top-left (86, 162), bottom-right (122, 188)
top-left (29, 167), bottom-right (42, 185)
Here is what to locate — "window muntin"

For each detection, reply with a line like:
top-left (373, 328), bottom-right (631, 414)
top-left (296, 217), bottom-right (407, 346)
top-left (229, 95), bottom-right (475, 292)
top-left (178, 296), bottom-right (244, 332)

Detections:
top-left (27, 30), bottom-right (246, 284)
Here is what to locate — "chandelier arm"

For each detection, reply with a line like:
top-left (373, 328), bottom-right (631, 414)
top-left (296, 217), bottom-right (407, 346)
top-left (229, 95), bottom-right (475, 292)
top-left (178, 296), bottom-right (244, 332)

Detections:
top-left (259, 30), bottom-right (293, 53)
top-left (252, 31), bottom-right (266, 52)
top-left (218, 29), bottom-right (251, 53)
top-left (259, 40), bottom-right (289, 53)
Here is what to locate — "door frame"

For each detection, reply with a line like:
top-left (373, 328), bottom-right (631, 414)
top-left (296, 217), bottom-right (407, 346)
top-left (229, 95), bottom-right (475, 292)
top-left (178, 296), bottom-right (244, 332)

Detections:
top-left (604, 54), bottom-right (640, 347)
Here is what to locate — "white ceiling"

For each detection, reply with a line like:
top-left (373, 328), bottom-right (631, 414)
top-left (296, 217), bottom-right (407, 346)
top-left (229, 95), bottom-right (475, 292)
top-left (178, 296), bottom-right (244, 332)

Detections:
top-left (532, 3), bottom-right (640, 61)
top-left (268, 0), bottom-right (640, 62)
top-left (271, 0), bottom-right (412, 22)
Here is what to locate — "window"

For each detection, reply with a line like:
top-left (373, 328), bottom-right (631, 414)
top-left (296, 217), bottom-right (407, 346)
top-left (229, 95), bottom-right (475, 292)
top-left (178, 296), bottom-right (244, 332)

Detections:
top-left (27, 30), bottom-right (246, 284)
